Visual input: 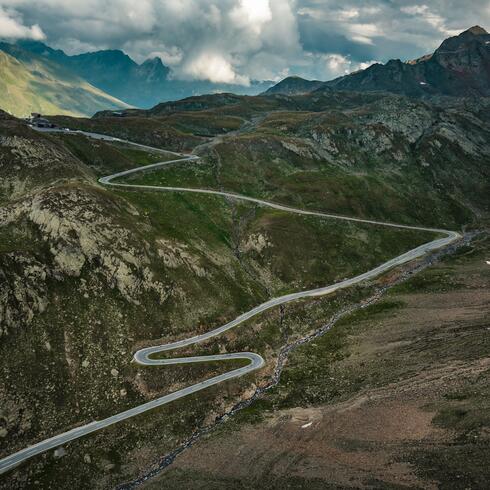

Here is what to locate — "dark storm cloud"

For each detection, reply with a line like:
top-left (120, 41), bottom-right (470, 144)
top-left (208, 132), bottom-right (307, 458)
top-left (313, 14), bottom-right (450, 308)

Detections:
top-left (0, 0), bottom-right (488, 82)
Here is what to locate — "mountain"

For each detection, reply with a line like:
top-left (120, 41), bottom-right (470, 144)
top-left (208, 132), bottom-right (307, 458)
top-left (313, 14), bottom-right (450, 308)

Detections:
top-left (268, 26), bottom-right (490, 98)
top-left (15, 41), bottom-right (170, 108)
top-left (16, 41), bottom-right (273, 108)
top-left (264, 76), bottom-right (324, 95)
top-left (0, 43), bottom-right (129, 117)
top-left (2, 86), bottom-right (489, 489)
top-left (2, 23), bottom-right (489, 490)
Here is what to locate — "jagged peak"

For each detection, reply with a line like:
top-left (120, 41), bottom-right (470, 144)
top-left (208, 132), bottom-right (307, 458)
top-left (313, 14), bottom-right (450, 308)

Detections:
top-left (141, 56), bottom-right (165, 67)
top-left (464, 25), bottom-right (488, 36)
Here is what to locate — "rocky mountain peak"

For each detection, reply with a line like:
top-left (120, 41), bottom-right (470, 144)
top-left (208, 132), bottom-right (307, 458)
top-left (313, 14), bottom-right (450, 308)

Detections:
top-left (310, 26), bottom-right (490, 97)
top-left (138, 56), bottom-right (170, 82)
top-left (264, 76), bottom-right (323, 95)
top-left (436, 24), bottom-right (490, 52)
top-left (465, 25), bottom-right (488, 36)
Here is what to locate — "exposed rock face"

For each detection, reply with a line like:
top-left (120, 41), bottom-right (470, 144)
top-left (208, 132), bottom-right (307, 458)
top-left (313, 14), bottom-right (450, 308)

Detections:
top-left (0, 184), bottom-right (175, 336)
top-left (325, 27), bottom-right (490, 97)
top-left (157, 238), bottom-right (207, 277)
top-left (254, 95), bottom-right (490, 169)
top-left (0, 253), bottom-right (49, 337)
top-left (0, 136), bottom-right (66, 168)
top-left (267, 27), bottom-right (490, 98)
top-left (0, 121), bottom-right (89, 199)
top-left (23, 188), bottom-right (149, 291)
top-left (0, 118), bottom-right (178, 336)
top-left (242, 233), bottom-right (271, 254)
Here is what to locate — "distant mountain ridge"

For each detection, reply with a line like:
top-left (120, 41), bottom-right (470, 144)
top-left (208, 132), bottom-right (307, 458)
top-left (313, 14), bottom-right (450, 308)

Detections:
top-left (15, 40), bottom-right (170, 108)
top-left (264, 76), bottom-right (324, 95)
top-left (14, 41), bottom-right (273, 109)
top-left (266, 26), bottom-right (490, 98)
top-left (0, 43), bottom-right (128, 118)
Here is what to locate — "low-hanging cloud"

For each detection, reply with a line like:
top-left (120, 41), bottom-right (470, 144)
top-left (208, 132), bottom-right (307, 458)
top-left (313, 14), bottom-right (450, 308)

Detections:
top-left (0, 6), bottom-right (44, 40)
top-left (0, 0), bottom-right (488, 82)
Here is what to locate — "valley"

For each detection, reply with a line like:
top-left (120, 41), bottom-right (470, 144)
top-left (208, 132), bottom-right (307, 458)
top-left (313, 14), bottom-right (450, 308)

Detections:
top-left (144, 233), bottom-right (489, 489)
top-left (0, 109), bottom-right (476, 487)
top-left (0, 22), bottom-right (489, 490)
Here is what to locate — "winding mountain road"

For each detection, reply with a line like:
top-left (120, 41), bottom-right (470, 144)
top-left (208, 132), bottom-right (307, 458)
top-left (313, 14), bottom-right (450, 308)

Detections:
top-left (0, 128), bottom-right (461, 476)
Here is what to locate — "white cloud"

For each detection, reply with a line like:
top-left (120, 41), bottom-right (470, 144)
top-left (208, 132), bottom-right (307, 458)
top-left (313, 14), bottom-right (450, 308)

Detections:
top-left (338, 8), bottom-right (359, 21)
top-left (183, 52), bottom-right (250, 85)
top-left (345, 22), bottom-right (383, 45)
top-left (123, 39), bottom-right (184, 65)
top-left (401, 4), bottom-right (461, 36)
top-left (321, 53), bottom-right (380, 78)
top-left (231, 0), bottom-right (272, 32)
top-left (357, 60), bottom-right (379, 71)
top-left (324, 54), bottom-right (351, 75)
top-left (0, 7), bottom-right (45, 39)
top-left (55, 37), bottom-right (99, 55)
top-left (0, 0), bottom-right (488, 83)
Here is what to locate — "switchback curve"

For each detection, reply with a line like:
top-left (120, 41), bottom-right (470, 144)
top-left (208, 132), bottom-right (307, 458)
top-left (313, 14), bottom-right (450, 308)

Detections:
top-left (0, 128), bottom-right (461, 475)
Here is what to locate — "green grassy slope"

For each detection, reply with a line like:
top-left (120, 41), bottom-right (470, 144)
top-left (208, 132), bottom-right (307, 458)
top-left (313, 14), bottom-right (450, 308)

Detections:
top-left (0, 50), bottom-right (128, 118)
top-left (50, 92), bottom-right (490, 228)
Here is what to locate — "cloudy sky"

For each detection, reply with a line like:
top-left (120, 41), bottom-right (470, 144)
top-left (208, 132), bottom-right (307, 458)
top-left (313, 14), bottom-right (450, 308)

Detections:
top-left (0, 0), bottom-right (489, 84)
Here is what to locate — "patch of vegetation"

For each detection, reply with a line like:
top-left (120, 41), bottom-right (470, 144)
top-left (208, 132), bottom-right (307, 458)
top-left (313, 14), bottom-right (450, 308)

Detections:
top-left (409, 370), bottom-right (490, 489)
top-left (53, 133), bottom-right (176, 178)
top-left (389, 267), bottom-right (464, 294)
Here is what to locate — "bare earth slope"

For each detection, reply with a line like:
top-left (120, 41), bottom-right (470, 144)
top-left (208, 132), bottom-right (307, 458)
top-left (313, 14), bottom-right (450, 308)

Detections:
top-left (144, 235), bottom-right (490, 490)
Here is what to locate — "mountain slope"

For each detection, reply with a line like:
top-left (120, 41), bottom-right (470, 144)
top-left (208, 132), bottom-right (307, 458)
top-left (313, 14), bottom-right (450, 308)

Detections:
top-left (264, 76), bottom-right (324, 95)
top-left (267, 27), bottom-right (490, 98)
top-left (17, 41), bottom-right (273, 108)
top-left (0, 106), bottom-right (441, 488)
top-left (0, 44), bottom-right (129, 117)
top-left (51, 91), bottom-right (490, 228)
top-left (323, 26), bottom-right (490, 96)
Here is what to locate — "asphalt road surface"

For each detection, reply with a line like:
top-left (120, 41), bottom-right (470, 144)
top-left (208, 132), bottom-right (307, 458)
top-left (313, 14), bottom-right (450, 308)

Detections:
top-left (0, 127), bottom-right (461, 476)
